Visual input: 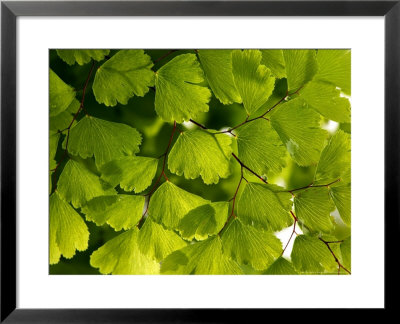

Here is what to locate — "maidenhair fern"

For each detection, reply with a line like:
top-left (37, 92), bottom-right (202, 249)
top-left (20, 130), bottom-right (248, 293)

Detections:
top-left (49, 49), bottom-right (351, 275)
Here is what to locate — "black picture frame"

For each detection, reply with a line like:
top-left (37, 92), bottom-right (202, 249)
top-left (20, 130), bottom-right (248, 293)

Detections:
top-left (1, 0), bottom-right (398, 321)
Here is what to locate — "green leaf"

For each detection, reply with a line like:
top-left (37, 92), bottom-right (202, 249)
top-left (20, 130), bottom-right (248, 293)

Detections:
top-left (67, 116), bottom-right (142, 167)
top-left (56, 49), bottom-right (110, 65)
top-left (168, 130), bottom-right (232, 184)
top-left (291, 235), bottom-right (337, 274)
top-left (260, 49), bottom-right (286, 79)
top-left (49, 99), bottom-right (79, 132)
top-left (294, 187), bottom-right (335, 233)
top-left (315, 49), bottom-right (351, 95)
top-left (330, 184), bottom-right (351, 226)
top-left (315, 129), bottom-right (351, 184)
top-left (222, 219), bottom-right (282, 270)
top-left (283, 50), bottom-right (318, 92)
top-left (237, 183), bottom-right (293, 231)
top-left (100, 156), bottom-right (158, 193)
top-left (154, 53), bottom-right (211, 123)
top-left (264, 257), bottom-right (298, 275)
top-left (270, 98), bottom-right (327, 166)
top-left (148, 181), bottom-right (209, 229)
top-left (160, 236), bottom-right (242, 275)
top-left (300, 80), bottom-right (351, 123)
top-left (231, 50), bottom-right (276, 115)
top-left (49, 133), bottom-right (60, 170)
top-left (197, 49), bottom-right (242, 105)
top-left (340, 236), bottom-right (351, 270)
top-left (49, 69), bottom-right (78, 117)
top-left (50, 191), bottom-right (89, 264)
top-left (81, 194), bottom-right (145, 231)
top-left (138, 218), bottom-right (187, 261)
top-left (177, 201), bottom-right (229, 241)
top-left (92, 50), bottom-right (154, 106)
top-left (90, 228), bottom-right (159, 274)
top-left (236, 119), bottom-right (286, 176)
top-left (57, 159), bottom-right (115, 208)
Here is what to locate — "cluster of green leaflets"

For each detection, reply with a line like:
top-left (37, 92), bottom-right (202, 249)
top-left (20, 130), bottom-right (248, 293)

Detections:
top-left (49, 49), bottom-right (351, 274)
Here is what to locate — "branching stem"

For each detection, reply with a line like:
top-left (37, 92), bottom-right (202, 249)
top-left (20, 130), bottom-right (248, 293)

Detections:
top-left (218, 166), bottom-right (244, 235)
top-left (231, 153), bottom-right (268, 184)
top-left (144, 121), bottom-right (177, 197)
top-left (50, 61), bottom-right (96, 190)
top-left (138, 121), bottom-right (177, 228)
top-left (216, 91), bottom-right (289, 135)
top-left (288, 178), bottom-right (341, 195)
top-left (319, 238), bottom-right (351, 275)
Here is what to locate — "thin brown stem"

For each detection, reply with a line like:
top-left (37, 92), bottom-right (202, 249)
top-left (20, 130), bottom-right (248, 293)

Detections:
top-left (216, 91), bottom-right (288, 135)
top-left (218, 166), bottom-right (244, 235)
top-left (257, 90), bottom-right (289, 118)
top-left (144, 121), bottom-right (177, 197)
top-left (50, 61), bottom-right (97, 190)
top-left (189, 119), bottom-right (207, 129)
top-left (137, 122), bottom-right (177, 229)
top-left (154, 50), bottom-right (177, 64)
top-left (162, 171), bottom-right (169, 181)
top-left (290, 210), bottom-right (298, 222)
top-left (137, 196), bottom-right (151, 228)
top-left (231, 153), bottom-right (268, 184)
top-left (290, 210), bottom-right (313, 233)
top-left (282, 216), bottom-right (297, 256)
top-left (319, 238), bottom-right (351, 275)
top-left (289, 85), bottom-right (304, 97)
top-left (288, 178), bottom-right (341, 195)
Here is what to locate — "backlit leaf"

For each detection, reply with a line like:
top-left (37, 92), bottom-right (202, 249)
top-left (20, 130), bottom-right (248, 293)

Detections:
top-left (236, 119), bottom-right (286, 177)
top-left (49, 133), bottom-right (60, 170)
top-left (90, 228), bottom-right (159, 274)
top-left (49, 69), bottom-right (78, 117)
top-left (168, 130), bottom-right (232, 184)
top-left (155, 53), bottom-right (211, 123)
top-left (291, 235), bottom-right (337, 274)
top-left (282, 49), bottom-right (318, 92)
top-left (160, 236), bottom-right (242, 275)
top-left (301, 80), bottom-right (351, 122)
top-left (57, 159), bottom-right (115, 208)
top-left (340, 236), bottom-right (351, 270)
top-left (315, 129), bottom-right (351, 184)
top-left (50, 191), bottom-right (89, 264)
top-left (67, 116), bottom-right (142, 167)
top-left (177, 201), bottom-right (229, 241)
top-left (93, 49), bottom-right (154, 106)
top-left (237, 183), bottom-right (293, 231)
top-left (232, 49), bottom-right (276, 115)
top-left (294, 187), bottom-right (335, 233)
top-left (81, 194), bottom-right (145, 231)
top-left (222, 219), bottom-right (282, 270)
top-left (56, 49), bottom-right (110, 65)
top-left (260, 49), bottom-right (286, 79)
top-left (330, 184), bottom-right (351, 226)
top-left (315, 49), bottom-right (351, 95)
top-left (100, 156), bottom-right (158, 193)
top-left (197, 49), bottom-right (241, 104)
top-left (49, 99), bottom-right (79, 132)
top-left (148, 181), bottom-right (209, 229)
top-left (264, 257), bottom-right (298, 275)
top-left (270, 98), bottom-right (327, 166)
top-left (138, 218), bottom-right (187, 261)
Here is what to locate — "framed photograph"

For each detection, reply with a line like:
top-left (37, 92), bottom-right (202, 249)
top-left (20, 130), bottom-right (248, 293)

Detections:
top-left (1, 0), bottom-right (398, 321)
